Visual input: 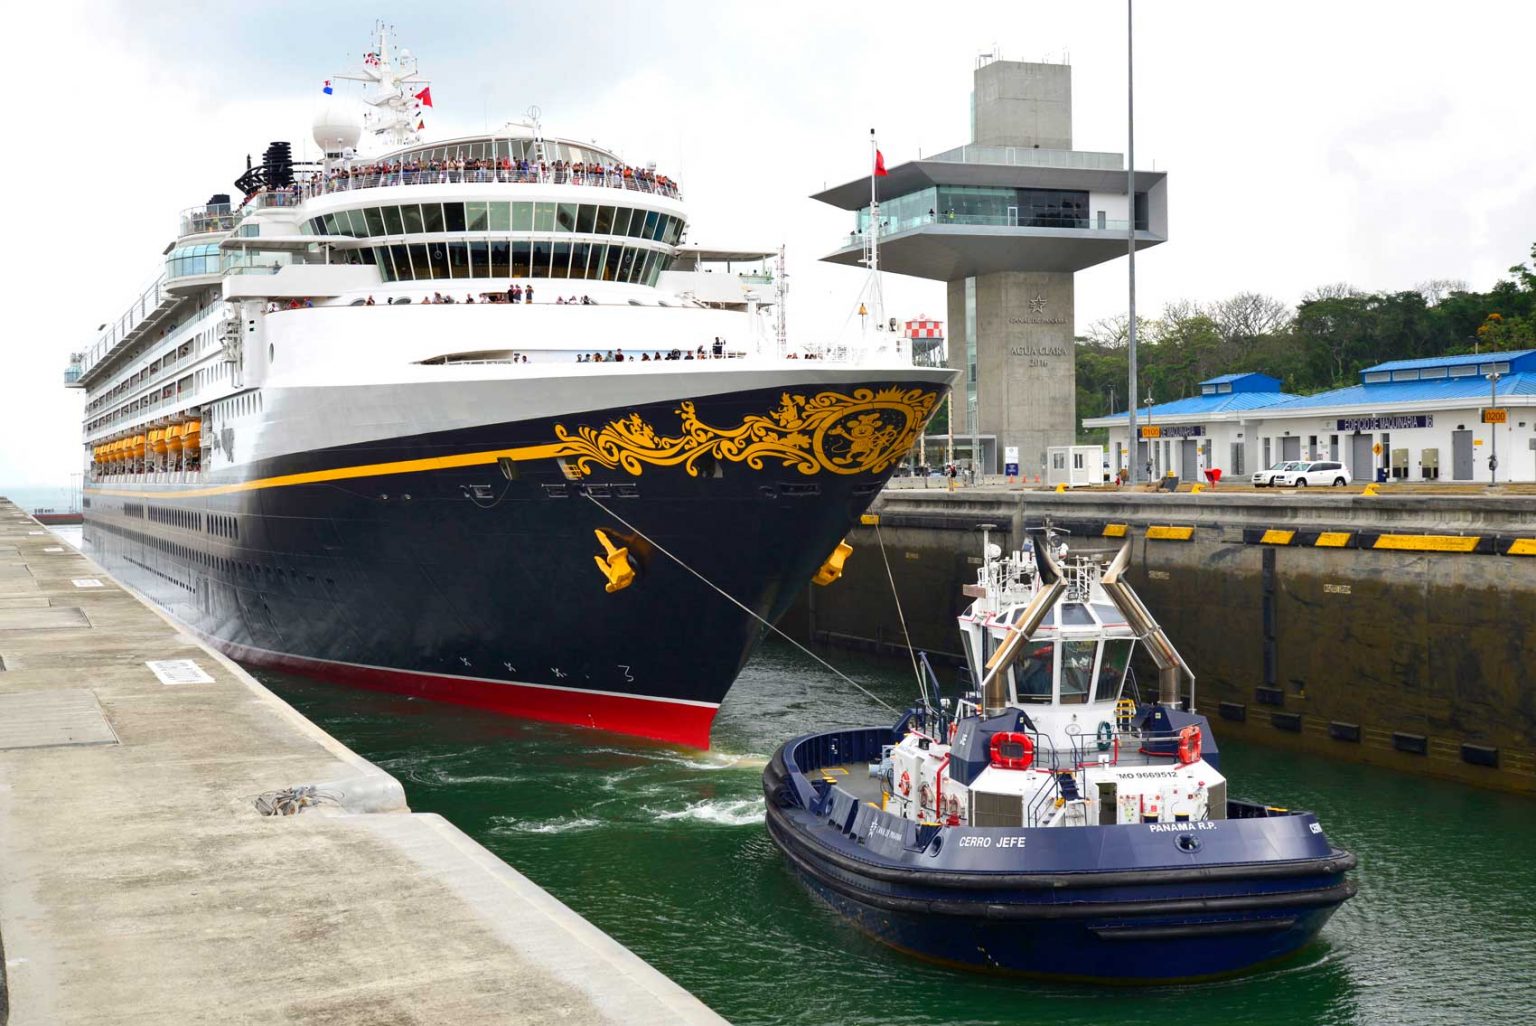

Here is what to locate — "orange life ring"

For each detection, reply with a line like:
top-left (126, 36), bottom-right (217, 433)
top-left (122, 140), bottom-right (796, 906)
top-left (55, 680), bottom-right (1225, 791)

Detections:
top-left (1178, 725), bottom-right (1203, 765)
top-left (898, 770), bottom-right (911, 796)
top-left (990, 731), bottom-right (1035, 771)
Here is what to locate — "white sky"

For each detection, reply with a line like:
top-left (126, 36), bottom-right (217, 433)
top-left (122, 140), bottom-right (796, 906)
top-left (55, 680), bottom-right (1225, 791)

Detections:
top-left (3, 0), bottom-right (1533, 488)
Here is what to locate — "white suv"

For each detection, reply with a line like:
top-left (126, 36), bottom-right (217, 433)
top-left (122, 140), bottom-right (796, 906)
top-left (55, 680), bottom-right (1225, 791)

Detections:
top-left (1273, 460), bottom-right (1351, 487)
top-left (1252, 461), bottom-right (1302, 487)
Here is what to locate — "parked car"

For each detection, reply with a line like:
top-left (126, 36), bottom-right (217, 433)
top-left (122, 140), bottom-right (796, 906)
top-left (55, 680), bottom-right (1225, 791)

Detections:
top-left (1273, 460), bottom-right (1351, 487)
top-left (1252, 461), bottom-right (1303, 487)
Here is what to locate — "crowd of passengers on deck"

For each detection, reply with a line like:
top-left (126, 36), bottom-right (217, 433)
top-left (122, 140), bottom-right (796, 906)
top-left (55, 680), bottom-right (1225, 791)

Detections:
top-left (241, 158), bottom-right (679, 208)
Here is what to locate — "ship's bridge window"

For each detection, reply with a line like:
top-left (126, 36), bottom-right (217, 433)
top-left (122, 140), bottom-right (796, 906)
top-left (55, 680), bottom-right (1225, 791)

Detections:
top-left (1095, 638), bottom-right (1134, 703)
top-left (1013, 641), bottom-right (1055, 703)
top-left (166, 244), bottom-right (221, 279)
top-left (1059, 639), bottom-right (1099, 704)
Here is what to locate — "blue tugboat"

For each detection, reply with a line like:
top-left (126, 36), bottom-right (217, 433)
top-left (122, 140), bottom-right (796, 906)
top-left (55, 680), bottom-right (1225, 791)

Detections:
top-left (763, 529), bottom-right (1356, 982)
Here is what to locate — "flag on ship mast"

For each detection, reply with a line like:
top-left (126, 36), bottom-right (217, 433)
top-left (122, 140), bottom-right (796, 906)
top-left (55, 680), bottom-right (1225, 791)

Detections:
top-left (322, 80), bottom-right (333, 95)
top-left (414, 86), bottom-right (434, 108)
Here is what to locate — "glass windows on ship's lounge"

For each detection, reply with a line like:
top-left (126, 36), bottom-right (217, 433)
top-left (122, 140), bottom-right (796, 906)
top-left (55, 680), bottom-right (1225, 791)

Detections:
top-left (305, 201), bottom-right (683, 286)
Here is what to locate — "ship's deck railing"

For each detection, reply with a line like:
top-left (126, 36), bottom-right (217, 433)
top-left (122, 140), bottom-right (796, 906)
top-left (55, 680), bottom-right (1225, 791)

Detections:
top-left (279, 166), bottom-right (682, 203)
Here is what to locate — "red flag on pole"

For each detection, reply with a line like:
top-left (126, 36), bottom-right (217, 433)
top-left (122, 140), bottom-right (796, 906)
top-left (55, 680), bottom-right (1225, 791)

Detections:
top-left (417, 120), bottom-right (426, 131)
top-left (414, 86), bottom-right (433, 108)
top-left (874, 149), bottom-right (888, 176)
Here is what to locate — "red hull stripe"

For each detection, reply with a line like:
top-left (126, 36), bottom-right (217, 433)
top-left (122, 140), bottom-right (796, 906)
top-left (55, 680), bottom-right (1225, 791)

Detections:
top-left (208, 637), bottom-right (720, 749)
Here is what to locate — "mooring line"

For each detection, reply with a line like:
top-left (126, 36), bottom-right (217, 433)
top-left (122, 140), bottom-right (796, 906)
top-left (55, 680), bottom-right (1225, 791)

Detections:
top-left (582, 491), bottom-right (896, 713)
top-left (874, 522), bottom-right (925, 698)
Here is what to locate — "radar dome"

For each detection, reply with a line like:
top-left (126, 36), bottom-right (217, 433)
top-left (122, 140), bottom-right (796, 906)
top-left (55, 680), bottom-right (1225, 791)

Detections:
top-left (312, 97), bottom-right (363, 153)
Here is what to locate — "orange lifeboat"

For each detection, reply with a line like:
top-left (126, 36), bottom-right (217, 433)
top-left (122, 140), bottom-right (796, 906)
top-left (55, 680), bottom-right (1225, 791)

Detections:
top-left (149, 428), bottom-right (168, 455)
top-left (131, 434), bottom-right (146, 458)
top-left (166, 424), bottom-right (184, 454)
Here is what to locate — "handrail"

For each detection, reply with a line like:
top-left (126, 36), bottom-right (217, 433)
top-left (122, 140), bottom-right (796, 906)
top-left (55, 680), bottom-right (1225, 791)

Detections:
top-left (282, 166), bottom-right (682, 202)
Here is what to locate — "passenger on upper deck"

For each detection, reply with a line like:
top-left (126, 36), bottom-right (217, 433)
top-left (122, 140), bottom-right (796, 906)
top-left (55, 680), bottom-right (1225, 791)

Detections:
top-left (288, 156), bottom-right (680, 201)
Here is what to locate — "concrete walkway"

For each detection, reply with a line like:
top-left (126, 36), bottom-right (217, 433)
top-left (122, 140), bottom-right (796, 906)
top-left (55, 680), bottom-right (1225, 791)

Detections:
top-left (0, 499), bottom-right (728, 1025)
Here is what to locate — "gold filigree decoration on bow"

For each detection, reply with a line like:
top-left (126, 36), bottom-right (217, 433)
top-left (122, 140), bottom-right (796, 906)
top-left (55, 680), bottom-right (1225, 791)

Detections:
top-left (549, 387), bottom-right (941, 477)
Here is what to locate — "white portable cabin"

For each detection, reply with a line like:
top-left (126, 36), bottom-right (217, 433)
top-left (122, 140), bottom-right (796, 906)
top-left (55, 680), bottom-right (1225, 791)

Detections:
top-left (1046, 445), bottom-right (1104, 487)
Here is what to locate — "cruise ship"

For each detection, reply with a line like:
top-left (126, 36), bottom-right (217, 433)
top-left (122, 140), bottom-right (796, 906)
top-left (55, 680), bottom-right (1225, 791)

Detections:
top-left (66, 30), bottom-right (954, 747)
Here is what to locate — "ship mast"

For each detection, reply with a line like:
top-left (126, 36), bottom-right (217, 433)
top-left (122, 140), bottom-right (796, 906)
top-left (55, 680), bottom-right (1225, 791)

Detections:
top-left (333, 21), bottom-right (430, 150)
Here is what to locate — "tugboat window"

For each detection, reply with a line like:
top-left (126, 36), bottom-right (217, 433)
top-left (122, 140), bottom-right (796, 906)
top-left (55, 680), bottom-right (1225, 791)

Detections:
top-left (1059, 640), bottom-right (1097, 704)
top-left (1015, 641), bottom-right (1055, 703)
top-left (1095, 639), bottom-right (1134, 703)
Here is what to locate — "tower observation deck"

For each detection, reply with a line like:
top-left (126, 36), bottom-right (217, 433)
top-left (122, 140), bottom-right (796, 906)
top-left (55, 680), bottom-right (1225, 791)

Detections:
top-left (813, 59), bottom-right (1167, 477)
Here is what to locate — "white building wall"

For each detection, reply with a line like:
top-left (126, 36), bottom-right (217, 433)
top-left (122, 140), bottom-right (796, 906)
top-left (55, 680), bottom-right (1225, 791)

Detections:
top-left (1100, 406), bottom-right (1536, 483)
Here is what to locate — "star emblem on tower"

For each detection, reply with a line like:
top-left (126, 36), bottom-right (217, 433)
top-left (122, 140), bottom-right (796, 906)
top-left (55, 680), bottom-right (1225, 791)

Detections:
top-left (1029, 295), bottom-right (1048, 314)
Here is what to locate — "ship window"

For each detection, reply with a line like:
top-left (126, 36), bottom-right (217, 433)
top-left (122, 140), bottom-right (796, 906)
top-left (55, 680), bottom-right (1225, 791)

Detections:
top-left (443, 202), bottom-right (466, 233)
top-left (609, 207), bottom-right (631, 237)
top-left (466, 201), bottom-right (489, 231)
top-left (576, 204), bottom-right (597, 234)
top-left (570, 242), bottom-right (591, 278)
top-left (321, 212), bottom-right (340, 235)
top-left (364, 207), bottom-right (386, 236)
top-left (446, 242), bottom-right (470, 279)
top-left (1059, 639), bottom-right (1096, 704)
top-left (512, 202), bottom-right (533, 231)
top-left (1095, 639), bottom-right (1134, 702)
top-left (647, 211), bottom-right (665, 242)
top-left (532, 203), bottom-right (555, 232)
top-left (422, 203), bottom-right (444, 233)
top-left (402, 204), bottom-right (424, 234)
top-left (628, 210), bottom-right (649, 239)
top-left (407, 243), bottom-right (431, 280)
top-left (488, 241), bottom-right (510, 278)
top-left (549, 242), bottom-right (571, 278)
top-left (372, 247), bottom-right (393, 281)
top-left (390, 244), bottom-right (411, 279)
top-left (664, 216), bottom-right (684, 246)
top-left (614, 247), bottom-right (636, 282)
top-left (1015, 641), bottom-right (1055, 703)
top-left (511, 241), bottom-right (531, 277)
top-left (598, 245), bottom-right (617, 281)
top-left (594, 205), bottom-right (615, 235)
top-left (382, 205), bottom-right (405, 235)
top-left (637, 249), bottom-right (657, 285)
top-left (468, 241), bottom-right (488, 278)
top-left (488, 202), bottom-right (510, 231)
top-left (552, 202), bottom-right (575, 233)
top-left (427, 244), bottom-right (451, 279)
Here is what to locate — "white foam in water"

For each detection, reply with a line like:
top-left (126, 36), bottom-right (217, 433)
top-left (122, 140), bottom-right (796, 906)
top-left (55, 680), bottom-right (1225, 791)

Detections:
top-left (654, 798), bottom-right (764, 827)
top-left (490, 815), bottom-right (603, 836)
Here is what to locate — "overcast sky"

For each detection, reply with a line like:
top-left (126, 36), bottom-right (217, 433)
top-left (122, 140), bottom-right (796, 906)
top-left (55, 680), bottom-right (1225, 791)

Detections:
top-left (3, 0), bottom-right (1533, 489)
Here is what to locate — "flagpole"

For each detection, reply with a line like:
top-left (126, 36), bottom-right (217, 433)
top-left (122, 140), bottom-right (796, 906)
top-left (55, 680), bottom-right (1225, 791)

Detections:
top-left (1125, 0), bottom-right (1141, 483)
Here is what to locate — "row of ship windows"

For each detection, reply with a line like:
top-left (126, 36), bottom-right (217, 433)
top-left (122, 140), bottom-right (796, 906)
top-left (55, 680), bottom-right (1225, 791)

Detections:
top-left (86, 305), bottom-right (221, 416)
top-left (335, 241), bottom-right (672, 286)
top-left (109, 502), bottom-right (239, 540)
top-left (88, 361), bottom-right (233, 437)
top-left (302, 201), bottom-right (684, 246)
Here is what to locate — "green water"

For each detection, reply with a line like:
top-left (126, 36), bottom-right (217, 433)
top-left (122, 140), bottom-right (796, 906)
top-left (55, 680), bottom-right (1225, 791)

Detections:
top-left (255, 643), bottom-right (1536, 1026)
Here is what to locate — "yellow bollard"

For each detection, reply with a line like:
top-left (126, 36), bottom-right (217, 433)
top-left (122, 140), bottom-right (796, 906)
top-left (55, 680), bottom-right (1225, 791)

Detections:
top-left (1055, 483), bottom-right (1066, 493)
top-left (1362, 483), bottom-right (1381, 496)
top-left (1190, 483), bottom-right (1205, 494)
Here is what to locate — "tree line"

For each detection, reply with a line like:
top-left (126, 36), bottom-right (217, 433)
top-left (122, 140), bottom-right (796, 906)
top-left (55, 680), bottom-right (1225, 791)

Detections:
top-left (1074, 241), bottom-right (1536, 440)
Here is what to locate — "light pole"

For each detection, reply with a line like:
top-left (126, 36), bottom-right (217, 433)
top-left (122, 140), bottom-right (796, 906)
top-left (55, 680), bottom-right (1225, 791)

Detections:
top-left (1487, 370), bottom-right (1502, 484)
top-left (1143, 394), bottom-right (1155, 480)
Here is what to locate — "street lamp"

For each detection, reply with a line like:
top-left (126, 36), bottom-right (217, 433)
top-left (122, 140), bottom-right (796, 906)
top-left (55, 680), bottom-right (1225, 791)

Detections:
top-left (1487, 370), bottom-right (1502, 484)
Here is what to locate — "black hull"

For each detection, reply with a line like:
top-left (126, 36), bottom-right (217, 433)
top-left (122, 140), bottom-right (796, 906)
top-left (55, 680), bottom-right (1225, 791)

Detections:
top-left (82, 380), bottom-right (945, 746)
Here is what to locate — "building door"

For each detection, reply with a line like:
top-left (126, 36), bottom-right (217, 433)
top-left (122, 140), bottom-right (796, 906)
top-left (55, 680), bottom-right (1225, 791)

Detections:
top-left (1180, 439), bottom-right (1198, 480)
top-left (1351, 434), bottom-right (1374, 481)
top-left (1007, 205), bottom-right (1019, 227)
top-left (1329, 434), bottom-right (1340, 460)
top-left (1452, 430), bottom-right (1474, 480)
top-left (1137, 440), bottom-right (1149, 475)
top-left (1281, 436), bottom-right (1301, 461)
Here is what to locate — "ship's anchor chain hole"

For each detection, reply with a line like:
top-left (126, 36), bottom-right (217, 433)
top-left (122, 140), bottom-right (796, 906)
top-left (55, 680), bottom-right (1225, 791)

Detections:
top-left (1176, 834), bottom-right (1201, 853)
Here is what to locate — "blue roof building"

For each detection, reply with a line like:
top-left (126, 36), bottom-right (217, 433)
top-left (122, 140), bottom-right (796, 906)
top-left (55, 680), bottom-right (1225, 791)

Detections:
top-left (1083, 353), bottom-right (1536, 484)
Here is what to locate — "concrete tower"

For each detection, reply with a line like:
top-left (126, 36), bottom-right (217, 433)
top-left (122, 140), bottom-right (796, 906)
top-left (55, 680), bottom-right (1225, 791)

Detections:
top-left (813, 58), bottom-right (1167, 477)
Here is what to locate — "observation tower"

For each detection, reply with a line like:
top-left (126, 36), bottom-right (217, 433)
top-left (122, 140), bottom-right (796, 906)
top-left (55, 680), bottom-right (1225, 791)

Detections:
top-left (813, 57), bottom-right (1167, 476)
